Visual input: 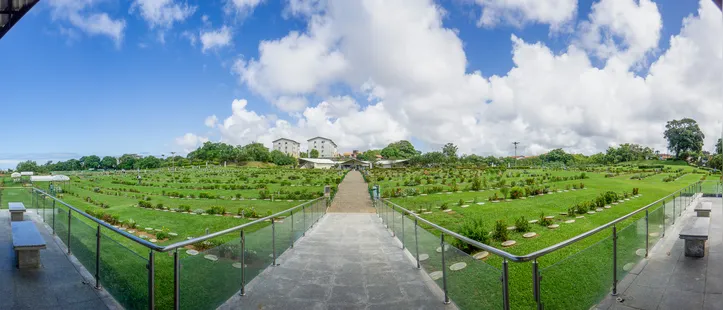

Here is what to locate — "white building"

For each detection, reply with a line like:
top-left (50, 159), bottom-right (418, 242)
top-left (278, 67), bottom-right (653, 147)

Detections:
top-left (307, 137), bottom-right (338, 158)
top-left (272, 138), bottom-right (300, 158)
top-left (375, 159), bottom-right (409, 168)
top-left (298, 158), bottom-right (337, 169)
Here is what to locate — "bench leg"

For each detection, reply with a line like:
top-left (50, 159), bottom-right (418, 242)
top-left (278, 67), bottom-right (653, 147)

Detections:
top-left (684, 239), bottom-right (706, 257)
top-left (10, 212), bottom-right (24, 222)
top-left (16, 250), bottom-right (41, 269)
top-left (696, 211), bottom-right (710, 218)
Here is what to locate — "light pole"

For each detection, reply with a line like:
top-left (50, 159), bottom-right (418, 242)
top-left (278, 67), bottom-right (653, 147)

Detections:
top-left (512, 141), bottom-right (520, 166)
top-left (171, 151), bottom-right (176, 183)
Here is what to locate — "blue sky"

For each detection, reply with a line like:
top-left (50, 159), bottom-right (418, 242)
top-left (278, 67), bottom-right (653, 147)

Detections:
top-left (0, 0), bottom-right (719, 169)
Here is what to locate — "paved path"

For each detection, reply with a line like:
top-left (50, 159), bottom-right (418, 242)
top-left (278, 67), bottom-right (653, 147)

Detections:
top-left (222, 213), bottom-right (450, 310)
top-left (596, 197), bottom-right (723, 310)
top-left (0, 210), bottom-right (115, 310)
top-left (328, 170), bottom-right (375, 213)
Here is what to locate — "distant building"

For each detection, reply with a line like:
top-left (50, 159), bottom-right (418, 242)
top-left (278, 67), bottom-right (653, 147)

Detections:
top-left (298, 158), bottom-right (337, 169)
top-left (375, 159), bottom-right (410, 168)
top-left (307, 137), bottom-right (338, 158)
top-left (659, 154), bottom-right (673, 160)
top-left (273, 138), bottom-right (300, 158)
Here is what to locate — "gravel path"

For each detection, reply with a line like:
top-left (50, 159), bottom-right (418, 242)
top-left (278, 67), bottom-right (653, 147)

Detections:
top-left (328, 170), bottom-right (375, 213)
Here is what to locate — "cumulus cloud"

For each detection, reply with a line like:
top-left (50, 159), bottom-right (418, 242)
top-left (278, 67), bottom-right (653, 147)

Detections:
top-left (474, 0), bottom-right (578, 30)
top-left (225, 0), bottom-right (264, 15)
top-left (200, 26), bottom-right (232, 53)
top-left (131, 0), bottom-right (196, 29)
top-left (182, 0), bottom-right (722, 157)
top-left (175, 133), bottom-right (209, 153)
top-left (204, 115), bottom-right (218, 128)
top-left (47, 0), bottom-right (126, 46)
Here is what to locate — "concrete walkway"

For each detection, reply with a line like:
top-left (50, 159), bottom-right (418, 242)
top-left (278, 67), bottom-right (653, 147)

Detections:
top-left (596, 197), bottom-right (723, 310)
top-left (329, 171), bottom-right (375, 213)
top-left (0, 210), bottom-right (116, 310)
top-left (222, 213), bottom-right (450, 310)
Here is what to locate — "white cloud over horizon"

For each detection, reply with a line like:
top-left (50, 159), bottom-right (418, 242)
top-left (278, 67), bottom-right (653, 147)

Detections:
top-left (48, 0), bottom-right (127, 46)
top-left (200, 26), bottom-right (233, 53)
top-left (131, 0), bottom-right (196, 30)
top-left (177, 0), bottom-right (723, 157)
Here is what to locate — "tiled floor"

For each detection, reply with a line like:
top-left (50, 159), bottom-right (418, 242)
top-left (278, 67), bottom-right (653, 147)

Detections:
top-left (0, 210), bottom-right (114, 310)
top-left (596, 197), bottom-right (723, 310)
top-left (221, 213), bottom-right (453, 310)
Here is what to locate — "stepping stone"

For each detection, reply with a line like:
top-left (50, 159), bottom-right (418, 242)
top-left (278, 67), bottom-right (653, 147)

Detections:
top-left (186, 250), bottom-right (199, 255)
top-left (446, 192), bottom-right (452, 195)
top-left (473, 251), bottom-right (489, 260)
top-left (613, 202), bottom-right (618, 205)
top-left (505, 199), bottom-right (512, 202)
top-left (623, 263), bottom-right (635, 272)
top-left (596, 208), bottom-right (603, 212)
top-left (547, 224), bottom-right (559, 229)
top-left (625, 198), bottom-right (630, 201)
top-left (528, 220), bottom-right (538, 224)
top-left (155, 229), bottom-right (162, 232)
top-left (587, 211), bottom-right (596, 214)
top-left (544, 216), bottom-right (555, 220)
top-left (170, 211), bottom-right (176, 213)
top-left (618, 200), bottom-right (625, 203)
top-left (521, 197), bottom-right (527, 200)
top-left (233, 216), bottom-right (242, 218)
top-left (429, 271), bottom-right (443, 281)
top-left (559, 212), bottom-right (568, 216)
top-left (564, 220), bottom-right (575, 224)
top-left (576, 216), bottom-right (584, 219)
top-left (442, 209), bottom-right (452, 213)
top-left (420, 194), bottom-right (427, 196)
top-left (423, 212), bottom-right (433, 214)
top-left (419, 254), bottom-right (430, 261)
top-left (604, 205), bottom-right (611, 209)
top-left (149, 239), bottom-right (157, 243)
top-left (449, 262), bottom-right (467, 271)
top-left (186, 237), bottom-right (193, 240)
top-left (456, 191), bottom-right (463, 193)
top-left (564, 190), bottom-right (569, 192)
top-left (506, 226), bottom-right (516, 231)
top-left (548, 192), bottom-right (554, 195)
top-left (557, 191), bottom-right (563, 193)
top-left (635, 249), bottom-right (646, 257)
top-left (501, 240), bottom-right (516, 247)
top-left (168, 233), bottom-right (178, 237)
top-left (436, 245), bottom-right (450, 253)
top-left (232, 262), bottom-right (242, 269)
top-left (523, 232), bottom-right (537, 238)
top-left (128, 230), bottom-right (136, 234)
top-left (163, 210), bottom-right (169, 212)
top-left (204, 255), bottom-right (218, 262)
top-left (140, 235), bottom-right (149, 239)
top-left (476, 202), bottom-right (485, 205)
top-left (287, 200), bottom-right (293, 202)
top-left (215, 214), bottom-right (222, 217)
top-left (119, 227), bottom-right (127, 231)
top-left (492, 201), bottom-right (499, 203)
top-left (145, 228), bottom-right (153, 231)
top-left (460, 205), bottom-right (469, 208)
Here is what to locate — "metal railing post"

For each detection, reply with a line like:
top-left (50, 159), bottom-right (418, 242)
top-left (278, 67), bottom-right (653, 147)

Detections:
top-left (240, 230), bottom-right (246, 296)
top-left (173, 249), bottom-right (180, 310)
top-left (290, 210), bottom-right (294, 248)
top-left (401, 210), bottom-right (405, 249)
top-left (502, 258), bottom-right (510, 310)
top-left (662, 201), bottom-right (666, 237)
top-left (95, 225), bottom-right (101, 289)
top-left (52, 199), bottom-right (56, 234)
top-left (391, 205), bottom-right (396, 237)
top-left (673, 195), bottom-right (676, 223)
top-left (272, 219), bottom-right (277, 266)
top-left (645, 209), bottom-right (649, 258)
top-left (302, 204), bottom-right (307, 235)
top-left (414, 217), bottom-right (420, 269)
top-left (612, 224), bottom-right (618, 296)
top-left (148, 250), bottom-right (155, 310)
top-left (532, 259), bottom-right (541, 310)
top-left (67, 209), bottom-right (72, 255)
top-left (440, 233), bottom-right (449, 304)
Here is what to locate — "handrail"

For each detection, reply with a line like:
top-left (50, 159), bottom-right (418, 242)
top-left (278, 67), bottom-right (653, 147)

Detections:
top-left (383, 181), bottom-right (700, 263)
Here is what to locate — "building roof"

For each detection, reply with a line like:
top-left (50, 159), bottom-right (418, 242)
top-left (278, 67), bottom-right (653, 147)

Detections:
top-left (0, 0), bottom-right (38, 40)
top-left (299, 158), bottom-right (337, 165)
top-left (306, 136), bottom-right (338, 147)
top-left (376, 159), bottom-right (409, 165)
top-left (338, 158), bottom-right (371, 165)
top-left (31, 175), bottom-right (70, 182)
top-left (272, 138), bottom-right (300, 144)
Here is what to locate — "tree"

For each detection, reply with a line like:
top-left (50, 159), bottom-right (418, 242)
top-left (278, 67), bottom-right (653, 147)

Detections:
top-left (442, 143), bottom-right (458, 159)
top-left (717, 138), bottom-right (722, 155)
top-left (380, 140), bottom-right (419, 159)
top-left (241, 143), bottom-right (270, 162)
top-left (270, 150), bottom-right (296, 166)
top-left (540, 148), bottom-right (573, 164)
top-left (357, 149), bottom-right (381, 161)
top-left (137, 156), bottom-right (162, 169)
top-left (664, 118), bottom-right (705, 159)
top-left (118, 154), bottom-right (138, 170)
top-left (81, 155), bottom-right (101, 169)
top-left (16, 160), bottom-right (39, 172)
top-left (309, 149), bottom-right (319, 158)
top-left (100, 156), bottom-right (117, 169)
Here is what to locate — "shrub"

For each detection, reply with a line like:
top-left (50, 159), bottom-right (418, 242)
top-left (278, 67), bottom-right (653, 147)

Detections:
top-left (456, 218), bottom-right (489, 253)
top-left (458, 199), bottom-right (464, 206)
top-left (539, 212), bottom-right (553, 226)
top-left (500, 187), bottom-right (510, 199)
top-left (126, 218), bottom-right (137, 229)
top-left (179, 205), bottom-right (191, 212)
top-left (138, 200), bottom-right (152, 208)
top-left (208, 206), bottom-right (226, 215)
top-left (439, 202), bottom-right (450, 211)
top-left (155, 203), bottom-right (164, 209)
top-left (632, 188), bottom-right (639, 195)
top-left (491, 220), bottom-right (509, 241)
top-left (510, 187), bottom-right (525, 199)
top-left (579, 182), bottom-right (585, 189)
top-left (156, 231), bottom-right (169, 239)
top-left (515, 216), bottom-right (530, 233)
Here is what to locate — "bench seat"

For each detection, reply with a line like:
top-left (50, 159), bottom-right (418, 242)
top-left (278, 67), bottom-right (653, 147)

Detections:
top-left (694, 202), bottom-right (712, 217)
top-left (8, 202), bottom-right (27, 222)
top-left (679, 217), bottom-right (710, 257)
top-left (11, 221), bottom-right (47, 268)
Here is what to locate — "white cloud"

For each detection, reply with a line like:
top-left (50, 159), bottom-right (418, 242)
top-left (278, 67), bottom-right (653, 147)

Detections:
top-left (183, 0), bottom-right (722, 157)
top-left (578, 0), bottom-right (662, 67)
top-left (284, 0), bottom-right (326, 17)
top-left (175, 133), bottom-right (209, 153)
top-left (47, 0), bottom-right (126, 46)
top-left (225, 0), bottom-right (264, 15)
top-left (181, 30), bottom-right (197, 46)
top-left (474, 0), bottom-right (577, 30)
top-left (131, 0), bottom-right (196, 29)
top-left (200, 26), bottom-right (233, 53)
top-left (204, 115), bottom-right (218, 127)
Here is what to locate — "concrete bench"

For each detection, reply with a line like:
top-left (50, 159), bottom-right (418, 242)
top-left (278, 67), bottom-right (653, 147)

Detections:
top-left (694, 202), bottom-right (712, 217)
top-left (679, 217), bottom-right (710, 257)
top-left (8, 202), bottom-right (27, 222)
top-left (11, 221), bottom-right (47, 268)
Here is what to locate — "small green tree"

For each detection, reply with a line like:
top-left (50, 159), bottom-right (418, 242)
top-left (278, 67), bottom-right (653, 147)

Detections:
top-left (309, 149), bottom-right (319, 158)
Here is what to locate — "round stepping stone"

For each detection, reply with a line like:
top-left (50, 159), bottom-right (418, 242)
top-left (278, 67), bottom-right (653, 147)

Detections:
top-left (501, 240), bottom-right (516, 247)
top-left (523, 232), bottom-right (537, 238)
top-left (128, 230), bottom-right (136, 234)
top-left (233, 215), bottom-right (241, 219)
top-left (618, 200), bottom-right (625, 203)
top-left (429, 271), bottom-right (443, 280)
top-left (446, 192), bottom-right (452, 195)
top-left (119, 227), bottom-right (127, 231)
top-left (547, 224), bottom-right (560, 229)
top-left (154, 229), bottom-right (162, 232)
top-left (145, 227), bottom-right (153, 231)
top-left (436, 245), bottom-right (450, 253)
top-left (442, 209), bottom-right (452, 213)
top-left (423, 212), bottom-right (432, 214)
top-left (168, 232), bottom-right (178, 237)
top-left (140, 235), bottom-right (149, 239)
top-left (420, 194), bottom-right (428, 196)
top-left (505, 199), bottom-right (512, 202)
top-left (449, 262), bottom-right (467, 271)
top-left (604, 205), bottom-right (611, 209)
top-left (460, 205), bottom-right (469, 208)
top-left (506, 226), bottom-right (516, 231)
top-left (564, 190), bottom-right (569, 192)
top-left (204, 254), bottom-right (218, 262)
top-left (215, 214), bottom-right (222, 217)
top-left (544, 216), bottom-right (555, 220)
top-left (635, 249), bottom-right (646, 257)
top-left (587, 211), bottom-right (596, 214)
top-left (623, 263), bottom-right (635, 271)
top-left (473, 251), bottom-right (489, 260)
top-left (564, 220), bottom-right (575, 224)
top-left (613, 202), bottom-right (618, 205)
top-left (625, 198), bottom-right (630, 201)
top-left (186, 250), bottom-right (199, 255)
top-left (576, 216), bottom-right (584, 219)
top-left (528, 219), bottom-right (539, 224)
top-left (521, 197), bottom-right (527, 200)
top-left (492, 201), bottom-right (499, 203)
top-left (595, 208), bottom-right (603, 212)
top-left (419, 254), bottom-right (430, 261)
top-left (186, 237), bottom-right (193, 240)
top-left (232, 262), bottom-right (242, 269)
top-left (476, 202), bottom-right (485, 205)
top-left (149, 239), bottom-right (157, 243)
top-left (559, 212), bottom-right (568, 216)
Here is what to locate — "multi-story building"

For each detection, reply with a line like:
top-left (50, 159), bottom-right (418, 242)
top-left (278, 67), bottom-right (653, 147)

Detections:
top-left (272, 138), bottom-right (300, 158)
top-left (307, 136), bottom-right (337, 158)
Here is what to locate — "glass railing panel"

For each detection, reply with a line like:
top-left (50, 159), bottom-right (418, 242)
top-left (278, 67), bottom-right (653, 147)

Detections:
top-left (99, 233), bottom-right (149, 310)
top-left (55, 207), bottom-right (69, 244)
top-left (273, 212), bottom-right (293, 259)
top-left (180, 235), bottom-right (242, 310)
top-left (69, 215), bottom-right (97, 276)
top-left (616, 217), bottom-right (647, 282)
top-left (0, 187), bottom-right (32, 209)
top-left (541, 234), bottom-right (613, 309)
top-left (415, 223), bottom-right (445, 290)
top-left (243, 224), bottom-right (275, 284)
top-left (647, 204), bottom-right (664, 247)
top-left (444, 236), bottom-right (503, 309)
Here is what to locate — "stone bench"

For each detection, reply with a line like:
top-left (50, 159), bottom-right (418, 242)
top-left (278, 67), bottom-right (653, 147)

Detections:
top-left (694, 202), bottom-right (712, 217)
top-left (12, 221), bottom-right (47, 268)
top-left (8, 202), bottom-right (27, 222)
top-left (679, 217), bottom-right (710, 257)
